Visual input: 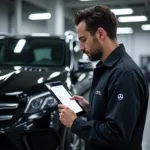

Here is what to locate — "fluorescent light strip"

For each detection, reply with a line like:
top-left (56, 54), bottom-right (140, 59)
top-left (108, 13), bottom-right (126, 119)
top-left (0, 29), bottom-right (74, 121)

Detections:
top-left (31, 33), bottom-right (51, 36)
top-left (29, 13), bottom-right (51, 20)
top-left (14, 39), bottom-right (26, 53)
top-left (111, 8), bottom-right (133, 15)
top-left (118, 16), bottom-right (147, 22)
top-left (117, 27), bottom-right (133, 34)
top-left (80, 0), bottom-right (92, 1)
top-left (141, 24), bottom-right (150, 30)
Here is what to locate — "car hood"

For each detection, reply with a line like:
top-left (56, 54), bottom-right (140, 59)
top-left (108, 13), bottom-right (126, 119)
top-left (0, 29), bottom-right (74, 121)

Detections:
top-left (0, 66), bottom-right (68, 94)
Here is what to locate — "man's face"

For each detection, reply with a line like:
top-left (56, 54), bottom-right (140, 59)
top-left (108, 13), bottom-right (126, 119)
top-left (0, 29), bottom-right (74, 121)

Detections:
top-left (76, 21), bottom-right (103, 61)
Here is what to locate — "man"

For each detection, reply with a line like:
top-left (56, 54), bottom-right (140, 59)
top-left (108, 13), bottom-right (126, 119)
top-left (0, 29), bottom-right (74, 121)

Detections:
top-left (58, 5), bottom-right (149, 150)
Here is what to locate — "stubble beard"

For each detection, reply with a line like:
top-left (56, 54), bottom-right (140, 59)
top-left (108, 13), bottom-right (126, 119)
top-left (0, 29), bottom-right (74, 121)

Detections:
top-left (88, 51), bottom-right (103, 61)
top-left (88, 39), bottom-right (103, 61)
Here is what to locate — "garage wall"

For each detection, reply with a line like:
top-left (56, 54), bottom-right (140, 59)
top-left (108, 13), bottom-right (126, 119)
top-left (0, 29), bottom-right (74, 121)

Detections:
top-left (10, 5), bottom-right (48, 35)
top-left (65, 19), bottom-right (75, 32)
top-left (0, 0), bottom-right (48, 35)
top-left (10, 14), bottom-right (48, 35)
top-left (0, 1), bottom-right (9, 33)
top-left (21, 13), bottom-right (48, 35)
top-left (118, 31), bottom-right (150, 66)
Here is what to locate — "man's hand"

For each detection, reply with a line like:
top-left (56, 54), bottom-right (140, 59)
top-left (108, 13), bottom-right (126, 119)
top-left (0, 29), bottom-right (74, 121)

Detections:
top-left (58, 104), bottom-right (77, 128)
top-left (70, 95), bottom-right (89, 113)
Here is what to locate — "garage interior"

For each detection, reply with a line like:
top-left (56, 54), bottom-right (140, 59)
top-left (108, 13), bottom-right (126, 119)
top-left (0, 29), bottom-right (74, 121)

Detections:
top-left (0, 0), bottom-right (150, 150)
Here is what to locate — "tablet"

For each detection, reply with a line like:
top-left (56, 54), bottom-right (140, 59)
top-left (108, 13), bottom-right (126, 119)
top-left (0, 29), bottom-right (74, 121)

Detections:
top-left (45, 81), bottom-right (85, 116)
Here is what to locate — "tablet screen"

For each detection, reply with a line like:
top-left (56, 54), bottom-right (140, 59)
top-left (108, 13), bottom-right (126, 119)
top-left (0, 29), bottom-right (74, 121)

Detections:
top-left (50, 85), bottom-right (83, 114)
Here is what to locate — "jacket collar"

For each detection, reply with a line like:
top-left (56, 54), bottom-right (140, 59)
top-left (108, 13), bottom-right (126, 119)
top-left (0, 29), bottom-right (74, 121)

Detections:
top-left (96, 43), bottom-right (126, 68)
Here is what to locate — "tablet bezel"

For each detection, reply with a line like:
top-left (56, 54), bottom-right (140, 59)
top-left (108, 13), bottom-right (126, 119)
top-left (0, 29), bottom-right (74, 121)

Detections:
top-left (45, 81), bottom-right (85, 116)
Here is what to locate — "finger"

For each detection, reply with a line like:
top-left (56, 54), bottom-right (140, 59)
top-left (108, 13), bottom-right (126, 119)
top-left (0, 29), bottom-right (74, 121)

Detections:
top-left (59, 112), bottom-right (66, 121)
top-left (69, 96), bottom-right (75, 100)
top-left (59, 113), bottom-right (63, 121)
top-left (70, 95), bottom-right (82, 100)
top-left (59, 112), bottom-right (63, 117)
top-left (58, 108), bottom-right (63, 113)
top-left (58, 104), bottom-right (67, 109)
top-left (59, 108), bottom-right (66, 113)
top-left (59, 116), bottom-right (65, 124)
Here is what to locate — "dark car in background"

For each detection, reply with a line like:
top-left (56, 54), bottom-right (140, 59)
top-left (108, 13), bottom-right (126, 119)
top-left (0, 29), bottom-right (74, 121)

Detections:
top-left (0, 33), bottom-right (93, 150)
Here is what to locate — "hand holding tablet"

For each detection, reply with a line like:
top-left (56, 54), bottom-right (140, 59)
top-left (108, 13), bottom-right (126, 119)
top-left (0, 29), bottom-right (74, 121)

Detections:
top-left (45, 81), bottom-right (85, 116)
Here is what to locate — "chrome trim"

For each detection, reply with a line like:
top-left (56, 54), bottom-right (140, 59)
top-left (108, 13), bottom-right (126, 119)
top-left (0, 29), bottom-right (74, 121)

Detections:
top-left (0, 103), bottom-right (19, 109)
top-left (0, 115), bottom-right (13, 121)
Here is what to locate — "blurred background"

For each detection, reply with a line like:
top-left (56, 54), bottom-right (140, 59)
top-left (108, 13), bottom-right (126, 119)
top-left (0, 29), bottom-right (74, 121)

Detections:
top-left (1, 0), bottom-right (150, 70)
top-left (0, 0), bottom-right (150, 149)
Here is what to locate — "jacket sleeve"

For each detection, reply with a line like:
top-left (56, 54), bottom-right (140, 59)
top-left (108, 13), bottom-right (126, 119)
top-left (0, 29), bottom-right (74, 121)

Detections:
top-left (71, 69), bottom-right (143, 148)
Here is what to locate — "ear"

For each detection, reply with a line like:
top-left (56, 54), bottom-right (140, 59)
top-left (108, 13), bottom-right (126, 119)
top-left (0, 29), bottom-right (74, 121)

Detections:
top-left (95, 27), bottom-right (106, 40)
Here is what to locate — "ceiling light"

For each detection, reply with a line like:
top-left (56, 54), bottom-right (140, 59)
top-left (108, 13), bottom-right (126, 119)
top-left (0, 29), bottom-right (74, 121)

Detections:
top-left (111, 8), bottom-right (133, 15)
top-left (80, 0), bottom-right (92, 1)
top-left (14, 39), bottom-right (26, 53)
top-left (29, 13), bottom-right (51, 20)
top-left (141, 24), bottom-right (150, 30)
top-left (31, 33), bottom-right (51, 36)
top-left (118, 16), bottom-right (148, 22)
top-left (117, 27), bottom-right (133, 34)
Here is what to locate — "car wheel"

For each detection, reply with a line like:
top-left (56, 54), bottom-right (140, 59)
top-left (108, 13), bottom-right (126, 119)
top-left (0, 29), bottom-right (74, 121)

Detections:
top-left (64, 128), bottom-right (85, 150)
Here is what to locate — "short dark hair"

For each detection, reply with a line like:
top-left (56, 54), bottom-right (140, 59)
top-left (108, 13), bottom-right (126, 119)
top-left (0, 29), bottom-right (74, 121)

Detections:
top-left (74, 5), bottom-right (117, 40)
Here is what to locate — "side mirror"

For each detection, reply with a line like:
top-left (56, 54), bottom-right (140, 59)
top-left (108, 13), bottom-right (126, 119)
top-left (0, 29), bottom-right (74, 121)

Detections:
top-left (77, 59), bottom-right (94, 72)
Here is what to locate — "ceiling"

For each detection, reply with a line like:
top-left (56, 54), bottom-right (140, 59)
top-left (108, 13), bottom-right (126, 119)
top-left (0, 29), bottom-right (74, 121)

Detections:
top-left (24, 0), bottom-right (150, 23)
top-left (23, 0), bottom-right (150, 15)
top-left (7, 0), bottom-right (150, 31)
top-left (65, 0), bottom-right (150, 29)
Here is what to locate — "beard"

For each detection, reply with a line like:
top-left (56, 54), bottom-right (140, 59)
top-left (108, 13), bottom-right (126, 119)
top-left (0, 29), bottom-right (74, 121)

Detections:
top-left (88, 50), bottom-right (103, 61)
top-left (87, 37), bottom-right (103, 61)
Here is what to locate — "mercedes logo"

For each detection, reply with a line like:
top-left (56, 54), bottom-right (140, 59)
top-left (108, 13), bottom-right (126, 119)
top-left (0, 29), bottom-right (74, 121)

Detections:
top-left (118, 94), bottom-right (124, 100)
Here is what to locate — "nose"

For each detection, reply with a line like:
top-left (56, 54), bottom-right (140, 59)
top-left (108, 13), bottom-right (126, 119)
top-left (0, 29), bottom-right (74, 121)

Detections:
top-left (80, 44), bottom-right (85, 52)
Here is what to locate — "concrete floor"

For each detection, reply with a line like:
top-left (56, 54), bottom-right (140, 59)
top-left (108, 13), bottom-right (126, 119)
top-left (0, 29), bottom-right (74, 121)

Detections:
top-left (142, 91), bottom-right (150, 150)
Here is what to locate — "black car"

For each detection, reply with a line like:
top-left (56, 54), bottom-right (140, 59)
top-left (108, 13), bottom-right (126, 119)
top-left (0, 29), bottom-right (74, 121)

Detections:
top-left (0, 33), bottom-right (93, 150)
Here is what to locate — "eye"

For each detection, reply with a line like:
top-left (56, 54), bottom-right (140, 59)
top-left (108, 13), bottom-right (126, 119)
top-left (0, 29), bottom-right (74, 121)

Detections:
top-left (81, 38), bottom-right (86, 43)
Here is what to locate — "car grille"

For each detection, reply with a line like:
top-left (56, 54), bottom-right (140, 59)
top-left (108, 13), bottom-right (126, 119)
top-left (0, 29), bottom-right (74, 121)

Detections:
top-left (0, 95), bottom-right (22, 127)
top-left (0, 103), bottom-right (19, 121)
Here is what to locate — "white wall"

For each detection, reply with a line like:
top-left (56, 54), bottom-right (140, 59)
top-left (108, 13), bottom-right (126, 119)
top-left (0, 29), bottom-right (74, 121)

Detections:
top-left (10, 9), bottom-right (48, 35)
top-left (0, 0), bottom-right (49, 35)
top-left (21, 13), bottom-right (48, 34)
top-left (65, 19), bottom-right (75, 32)
top-left (0, 1), bottom-right (9, 33)
top-left (118, 32), bottom-right (150, 67)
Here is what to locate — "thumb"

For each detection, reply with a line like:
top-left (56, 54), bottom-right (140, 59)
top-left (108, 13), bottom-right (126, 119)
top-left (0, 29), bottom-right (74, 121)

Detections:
top-left (70, 95), bottom-right (76, 100)
top-left (70, 95), bottom-right (82, 101)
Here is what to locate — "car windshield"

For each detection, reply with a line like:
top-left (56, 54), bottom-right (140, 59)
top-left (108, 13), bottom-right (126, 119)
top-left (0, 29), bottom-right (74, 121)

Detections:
top-left (0, 37), bottom-right (65, 67)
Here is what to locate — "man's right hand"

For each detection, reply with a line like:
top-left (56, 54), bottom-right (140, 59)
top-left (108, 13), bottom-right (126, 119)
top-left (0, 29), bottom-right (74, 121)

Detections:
top-left (70, 95), bottom-right (89, 113)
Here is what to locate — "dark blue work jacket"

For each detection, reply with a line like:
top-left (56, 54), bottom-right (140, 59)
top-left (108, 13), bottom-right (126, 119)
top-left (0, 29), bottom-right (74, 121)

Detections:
top-left (71, 44), bottom-right (149, 150)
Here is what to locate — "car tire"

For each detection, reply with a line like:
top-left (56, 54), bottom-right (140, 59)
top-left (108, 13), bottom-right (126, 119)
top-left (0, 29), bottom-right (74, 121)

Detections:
top-left (64, 127), bottom-right (85, 150)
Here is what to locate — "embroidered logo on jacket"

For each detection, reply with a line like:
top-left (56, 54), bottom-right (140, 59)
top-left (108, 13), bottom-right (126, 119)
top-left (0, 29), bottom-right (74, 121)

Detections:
top-left (95, 91), bottom-right (102, 96)
top-left (118, 94), bottom-right (124, 100)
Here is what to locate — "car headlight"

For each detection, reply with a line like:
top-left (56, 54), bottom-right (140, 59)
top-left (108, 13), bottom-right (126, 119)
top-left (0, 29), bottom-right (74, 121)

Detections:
top-left (24, 91), bottom-right (58, 114)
